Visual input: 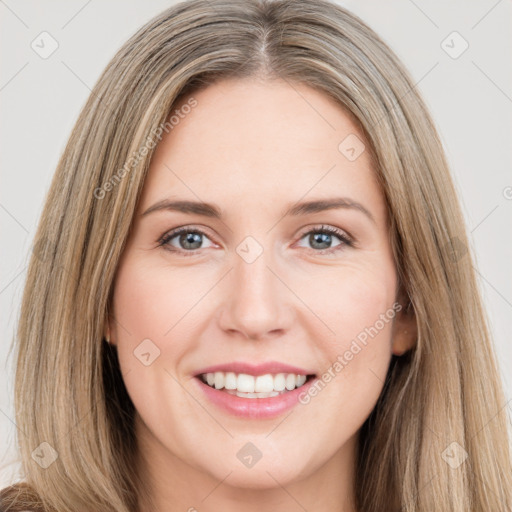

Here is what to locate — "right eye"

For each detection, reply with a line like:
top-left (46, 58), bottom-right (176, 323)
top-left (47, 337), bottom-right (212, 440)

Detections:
top-left (158, 226), bottom-right (216, 256)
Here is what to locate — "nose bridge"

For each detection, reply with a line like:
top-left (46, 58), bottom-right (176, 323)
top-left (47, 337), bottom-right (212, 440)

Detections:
top-left (218, 233), bottom-right (290, 339)
top-left (235, 236), bottom-right (274, 297)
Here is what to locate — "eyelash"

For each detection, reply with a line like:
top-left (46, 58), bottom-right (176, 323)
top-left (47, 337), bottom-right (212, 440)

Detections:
top-left (157, 225), bottom-right (354, 257)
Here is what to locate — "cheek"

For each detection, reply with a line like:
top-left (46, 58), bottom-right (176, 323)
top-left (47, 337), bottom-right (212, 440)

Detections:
top-left (308, 261), bottom-right (397, 349)
top-left (340, 273), bottom-right (395, 353)
top-left (112, 257), bottom-right (193, 345)
top-left (110, 254), bottom-right (214, 386)
top-left (110, 259), bottom-right (199, 440)
top-left (300, 261), bottom-right (397, 407)
top-left (109, 257), bottom-right (184, 391)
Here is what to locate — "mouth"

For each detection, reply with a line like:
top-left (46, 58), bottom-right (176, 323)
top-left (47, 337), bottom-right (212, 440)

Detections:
top-left (196, 371), bottom-right (316, 399)
top-left (193, 364), bottom-right (318, 419)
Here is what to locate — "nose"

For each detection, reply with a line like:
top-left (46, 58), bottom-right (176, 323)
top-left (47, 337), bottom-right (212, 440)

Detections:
top-left (217, 243), bottom-right (294, 341)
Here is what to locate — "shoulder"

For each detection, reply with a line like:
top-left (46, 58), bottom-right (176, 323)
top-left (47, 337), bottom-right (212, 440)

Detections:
top-left (0, 482), bottom-right (46, 511)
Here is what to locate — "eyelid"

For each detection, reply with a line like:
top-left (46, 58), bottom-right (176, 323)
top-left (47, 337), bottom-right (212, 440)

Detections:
top-left (296, 224), bottom-right (354, 244)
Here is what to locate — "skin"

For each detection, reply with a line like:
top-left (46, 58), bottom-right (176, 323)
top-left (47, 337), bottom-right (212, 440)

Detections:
top-left (106, 77), bottom-right (416, 512)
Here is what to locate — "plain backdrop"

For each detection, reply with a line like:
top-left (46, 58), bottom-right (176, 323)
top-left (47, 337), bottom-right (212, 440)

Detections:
top-left (1, 0), bottom-right (511, 489)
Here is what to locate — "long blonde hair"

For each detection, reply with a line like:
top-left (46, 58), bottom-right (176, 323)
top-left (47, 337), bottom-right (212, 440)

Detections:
top-left (2, 0), bottom-right (511, 510)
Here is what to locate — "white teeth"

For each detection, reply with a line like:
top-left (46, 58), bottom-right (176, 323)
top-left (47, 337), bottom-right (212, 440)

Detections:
top-left (255, 374), bottom-right (274, 392)
top-left (237, 373), bottom-right (255, 393)
top-left (224, 372), bottom-right (237, 390)
top-left (214, 371), bottom-right (224, 389)
top-left (225, 390), bottom-right (281, 398)
top-left (200, 371), bottom-right (310, 394)
top-left (285, 374), bottom-right (296, 390)
top-left (273, 373), bottom-right (286, 391)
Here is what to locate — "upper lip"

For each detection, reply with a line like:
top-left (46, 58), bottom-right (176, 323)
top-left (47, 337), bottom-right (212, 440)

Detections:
top-left (194, 361), bottom-right (316, 377)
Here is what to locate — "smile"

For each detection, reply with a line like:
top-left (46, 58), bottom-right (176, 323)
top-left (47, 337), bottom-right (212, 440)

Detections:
top-left (193, 362), bottom-right (318, 419)
top-left (199, 371), bottom-right (312, 398)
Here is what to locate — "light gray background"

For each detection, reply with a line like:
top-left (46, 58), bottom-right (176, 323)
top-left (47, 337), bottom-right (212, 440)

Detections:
top-left (1, 0), bottom-right (511, 489)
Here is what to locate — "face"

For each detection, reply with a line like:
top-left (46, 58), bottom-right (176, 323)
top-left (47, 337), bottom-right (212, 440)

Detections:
top-left (107, 77), bottom-right (416, 494)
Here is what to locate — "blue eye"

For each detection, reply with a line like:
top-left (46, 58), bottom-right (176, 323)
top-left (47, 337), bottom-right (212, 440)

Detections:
top-left (296, 225), bottom-right (354, 253)
top-left (158, 224), bottom-right (354, 256)
top-left (158, 227), bottom-right (214, 255)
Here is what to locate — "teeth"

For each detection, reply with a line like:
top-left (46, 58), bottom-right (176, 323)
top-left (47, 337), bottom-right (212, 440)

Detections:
top-left (225, 389), bottom-right (281, 398)
top-left (200, 372), bottom-right (310, 393)
top-left (255, 374), bottom-right (274, 392)
top-left (285, 373), bottom-right (296, 390)
top-left (214, 372), bottom-right (224, 389)
top-left (224, 372), bottom-right (237, 390)
top-left (237, 373), bottom-right (255, 392)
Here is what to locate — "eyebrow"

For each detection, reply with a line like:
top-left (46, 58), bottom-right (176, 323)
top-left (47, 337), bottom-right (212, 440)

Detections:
top-left (141, 197), bottom-right (376, 224)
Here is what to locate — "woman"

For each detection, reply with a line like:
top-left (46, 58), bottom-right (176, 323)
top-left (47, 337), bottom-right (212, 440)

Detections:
top-left (2, 0), bottom-right (511, 510)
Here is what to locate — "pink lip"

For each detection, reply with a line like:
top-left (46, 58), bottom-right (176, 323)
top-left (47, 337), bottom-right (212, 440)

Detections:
top-left (194, 375), bottom-right (318, 419)
top-left (194, 361), bottom-right (314, 377)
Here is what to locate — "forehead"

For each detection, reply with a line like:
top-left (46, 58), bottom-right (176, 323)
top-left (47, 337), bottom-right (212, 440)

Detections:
top-left (168, 77), bottom-right (365, 160)
top-left (139, 78), bottom-right (384, 222)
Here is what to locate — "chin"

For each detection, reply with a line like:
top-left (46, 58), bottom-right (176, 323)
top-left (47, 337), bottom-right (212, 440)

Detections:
top-left (215, 465), bottom-right (303, 490)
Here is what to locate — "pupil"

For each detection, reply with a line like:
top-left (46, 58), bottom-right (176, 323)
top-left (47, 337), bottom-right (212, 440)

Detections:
top-left (181, 232), bottom-right (202, 249)
top-left (311, 232), bottom-right (331, 249)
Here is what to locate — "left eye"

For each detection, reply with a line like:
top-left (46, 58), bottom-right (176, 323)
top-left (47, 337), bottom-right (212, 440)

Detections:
top-left (158, 225), bottom-right (353, 256)
top-left (295, 225), bottom-right (353, 253)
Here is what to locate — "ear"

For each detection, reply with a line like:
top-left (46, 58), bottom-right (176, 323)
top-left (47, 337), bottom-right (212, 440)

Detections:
top-left (391, 291), bottom-right (417, 356)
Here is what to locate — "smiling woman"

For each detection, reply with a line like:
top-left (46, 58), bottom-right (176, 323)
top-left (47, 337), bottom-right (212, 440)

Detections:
top-left (1, 0), bottom-right (511, 511)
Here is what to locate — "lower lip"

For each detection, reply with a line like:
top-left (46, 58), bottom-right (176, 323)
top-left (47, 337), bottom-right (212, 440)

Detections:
top-left (194, 376), bottom-right (317, 419)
